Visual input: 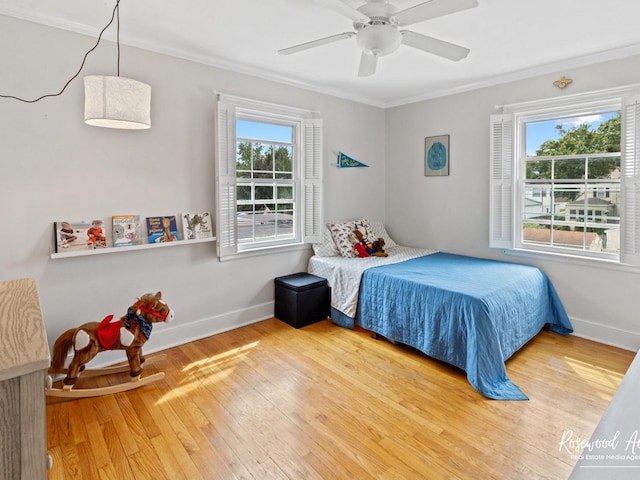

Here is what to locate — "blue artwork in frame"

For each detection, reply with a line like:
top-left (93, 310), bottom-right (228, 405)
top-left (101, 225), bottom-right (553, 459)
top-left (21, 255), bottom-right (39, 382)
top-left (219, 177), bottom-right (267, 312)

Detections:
top-left (425, 134), bottom-right (450, 176)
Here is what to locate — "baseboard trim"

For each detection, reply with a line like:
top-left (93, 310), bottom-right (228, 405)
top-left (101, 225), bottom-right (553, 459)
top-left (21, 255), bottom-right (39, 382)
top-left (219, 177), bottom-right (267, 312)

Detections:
top-left (569, 316), bottom-right (640, 352)
top-left (149, 301), bottom-right (275, 352)
top-left (58, 301), bottom-right (276, 371)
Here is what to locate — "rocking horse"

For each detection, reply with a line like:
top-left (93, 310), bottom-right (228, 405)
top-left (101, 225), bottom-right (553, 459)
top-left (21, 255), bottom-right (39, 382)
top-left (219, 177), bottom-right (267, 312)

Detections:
top-left (45, 291), bottom-right (174, 398)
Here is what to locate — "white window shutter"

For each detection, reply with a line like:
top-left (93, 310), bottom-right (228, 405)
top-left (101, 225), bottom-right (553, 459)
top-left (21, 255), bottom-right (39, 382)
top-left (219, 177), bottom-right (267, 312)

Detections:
top-left (489, 113), bottom-right (514, 249)
top-left (302, 118), bottom-right (323, 244)
top-left (621, 95), bottom-right (640, 265)
top-left (215, 99), bottom-right (238, 259)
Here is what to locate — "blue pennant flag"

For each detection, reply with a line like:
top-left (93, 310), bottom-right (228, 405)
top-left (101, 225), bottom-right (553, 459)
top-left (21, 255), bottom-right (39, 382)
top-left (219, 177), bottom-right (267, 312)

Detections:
top-left (338, 152), bottom-right (368, 168)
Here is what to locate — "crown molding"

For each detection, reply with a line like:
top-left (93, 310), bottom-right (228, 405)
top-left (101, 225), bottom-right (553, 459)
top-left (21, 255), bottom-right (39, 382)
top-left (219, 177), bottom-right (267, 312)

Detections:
top-left (385, 43), bottom-right (640, 108)
top-left (2, 9), bottom-right (640, 110)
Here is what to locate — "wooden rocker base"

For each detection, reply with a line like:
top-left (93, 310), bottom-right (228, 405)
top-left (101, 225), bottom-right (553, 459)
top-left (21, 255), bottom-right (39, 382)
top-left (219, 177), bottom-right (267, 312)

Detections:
top-left (45, 354), bottom-right (168, 398)
top-left (46, 372), bottom-right (165, 398)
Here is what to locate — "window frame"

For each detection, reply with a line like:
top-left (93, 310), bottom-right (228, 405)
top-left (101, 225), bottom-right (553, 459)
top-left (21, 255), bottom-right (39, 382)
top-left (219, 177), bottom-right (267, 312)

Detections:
top-left (215, 94), bottom-right (323, 260)
top-left (490, 86), bottom-right (640, 266)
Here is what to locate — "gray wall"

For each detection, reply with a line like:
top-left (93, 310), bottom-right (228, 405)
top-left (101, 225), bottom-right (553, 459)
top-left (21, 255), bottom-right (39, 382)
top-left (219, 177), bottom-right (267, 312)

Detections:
top-left (2, 13), bottom-right (639, 358)
top-left (385, 55), bottom-right (640, 350)
top-left (0, 15), bottom-right (386, 360)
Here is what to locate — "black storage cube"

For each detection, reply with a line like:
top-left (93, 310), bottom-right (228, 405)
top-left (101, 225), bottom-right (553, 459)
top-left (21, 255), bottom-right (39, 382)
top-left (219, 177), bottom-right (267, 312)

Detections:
top-left (274, 273), bottom-right (330, 328)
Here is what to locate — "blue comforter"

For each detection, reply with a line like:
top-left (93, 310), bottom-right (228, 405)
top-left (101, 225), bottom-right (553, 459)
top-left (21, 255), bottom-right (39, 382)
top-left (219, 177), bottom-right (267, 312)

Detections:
top-left (353, 253), bottom-right (573, 400)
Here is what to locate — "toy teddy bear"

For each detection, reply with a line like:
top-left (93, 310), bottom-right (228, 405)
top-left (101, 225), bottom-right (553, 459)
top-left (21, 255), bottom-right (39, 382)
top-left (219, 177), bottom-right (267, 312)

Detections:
top-left (351, 226), bottom-right (388, 257)
top-left (371, 237), bottom-right (388, 257)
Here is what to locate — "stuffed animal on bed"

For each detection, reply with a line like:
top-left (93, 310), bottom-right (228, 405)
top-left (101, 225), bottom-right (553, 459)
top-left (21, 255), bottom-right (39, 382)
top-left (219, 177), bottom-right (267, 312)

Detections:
top-left (371, 237), bottom-right (388, 257)
top-left (351, 226), bottom-right (388, 257)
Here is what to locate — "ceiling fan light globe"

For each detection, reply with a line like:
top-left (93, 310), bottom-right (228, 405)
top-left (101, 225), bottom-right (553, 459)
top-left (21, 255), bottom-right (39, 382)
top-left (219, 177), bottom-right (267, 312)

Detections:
top-left (356, 24), bottom-right (401, 57)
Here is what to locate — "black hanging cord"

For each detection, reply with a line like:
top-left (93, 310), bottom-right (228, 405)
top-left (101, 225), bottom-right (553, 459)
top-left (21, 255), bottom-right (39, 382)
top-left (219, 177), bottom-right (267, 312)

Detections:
top-left (0, 0), bottom-right (121, 103)
top-left (116, 0), bottom-right (121, 77)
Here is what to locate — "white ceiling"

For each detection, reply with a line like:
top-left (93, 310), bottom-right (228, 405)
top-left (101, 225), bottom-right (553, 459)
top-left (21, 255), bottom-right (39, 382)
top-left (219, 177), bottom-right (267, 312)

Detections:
top-left (2, 0), bottom-right (640, 108)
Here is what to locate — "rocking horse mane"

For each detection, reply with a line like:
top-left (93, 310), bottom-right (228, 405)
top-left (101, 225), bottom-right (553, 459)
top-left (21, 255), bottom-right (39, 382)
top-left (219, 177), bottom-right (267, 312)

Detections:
top-left (133, 291), bottom-right (170, 322)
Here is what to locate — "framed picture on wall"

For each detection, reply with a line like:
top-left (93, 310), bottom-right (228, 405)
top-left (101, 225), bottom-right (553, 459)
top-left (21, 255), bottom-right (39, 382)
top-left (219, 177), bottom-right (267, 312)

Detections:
top-left (424, 134), bottom-right (450, 176)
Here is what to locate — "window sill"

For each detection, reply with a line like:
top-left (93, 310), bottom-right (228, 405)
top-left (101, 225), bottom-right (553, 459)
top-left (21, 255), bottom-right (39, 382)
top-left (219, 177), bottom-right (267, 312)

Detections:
top-left (220, 242), bottom-right (311, 261)
top-left (499, 247), bottom-right (640, 274)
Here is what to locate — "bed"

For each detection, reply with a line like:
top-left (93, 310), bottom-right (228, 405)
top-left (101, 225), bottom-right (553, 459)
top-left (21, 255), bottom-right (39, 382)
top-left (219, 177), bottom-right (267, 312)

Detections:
top-left (308, 244), bottom-right (573, 400)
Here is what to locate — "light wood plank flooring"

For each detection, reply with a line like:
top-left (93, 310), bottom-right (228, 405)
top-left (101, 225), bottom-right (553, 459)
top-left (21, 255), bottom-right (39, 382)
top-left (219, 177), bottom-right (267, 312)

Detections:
top-left (46, 319), bottom-right (635, 480)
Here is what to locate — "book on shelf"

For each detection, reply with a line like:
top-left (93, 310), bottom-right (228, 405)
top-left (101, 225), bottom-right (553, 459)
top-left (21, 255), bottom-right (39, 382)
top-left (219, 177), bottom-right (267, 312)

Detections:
top-left (54, 219), bottom-right (108, 253)
top-left (182, 212), bottom-right (213, 240)
top-left (112, 215), bottom-right (143, 247)
top-left (146, 215), bottom-right (180, 243)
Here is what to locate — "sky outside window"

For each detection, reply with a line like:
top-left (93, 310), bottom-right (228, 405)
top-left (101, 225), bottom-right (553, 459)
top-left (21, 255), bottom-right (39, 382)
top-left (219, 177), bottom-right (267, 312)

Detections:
top-left (525, 112), bottom-right (619, 155)
top-left (237, 119), bottom-right (292, 143)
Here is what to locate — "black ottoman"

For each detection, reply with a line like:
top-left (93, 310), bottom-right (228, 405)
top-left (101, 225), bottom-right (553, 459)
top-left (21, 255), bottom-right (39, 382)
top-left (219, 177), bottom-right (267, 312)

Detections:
top-left (274, 273), bottom-right (330, 328)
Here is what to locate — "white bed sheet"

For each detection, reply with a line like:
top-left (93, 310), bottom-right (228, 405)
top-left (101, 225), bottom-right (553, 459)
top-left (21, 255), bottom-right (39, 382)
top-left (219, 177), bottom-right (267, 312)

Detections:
top-left (308, 246), bottom-right (437, 317)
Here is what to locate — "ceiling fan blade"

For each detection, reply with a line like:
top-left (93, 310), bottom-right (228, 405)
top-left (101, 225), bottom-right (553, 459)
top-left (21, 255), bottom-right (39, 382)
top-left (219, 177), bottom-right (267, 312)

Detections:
top-left (358, 52), bottom-right (378, 77)
top-left (278, 32), bottom-right (355, 55)
top-left (401, 30), bottom-right (470, 61)
top-left (394, 0), bottom-right (478, 26)
top-left (315, 0), bottom-right (367, 22)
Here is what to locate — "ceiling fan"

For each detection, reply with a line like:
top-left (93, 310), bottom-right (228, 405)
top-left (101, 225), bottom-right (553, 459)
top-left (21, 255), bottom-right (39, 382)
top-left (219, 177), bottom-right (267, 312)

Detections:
top-left (278, 0), bottom-right (478, 77)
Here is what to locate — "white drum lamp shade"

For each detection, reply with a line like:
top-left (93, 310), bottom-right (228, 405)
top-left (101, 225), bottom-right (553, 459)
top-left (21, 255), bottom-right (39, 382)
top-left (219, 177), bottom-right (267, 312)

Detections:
top-left (84, 75), bottom-right (151, 129)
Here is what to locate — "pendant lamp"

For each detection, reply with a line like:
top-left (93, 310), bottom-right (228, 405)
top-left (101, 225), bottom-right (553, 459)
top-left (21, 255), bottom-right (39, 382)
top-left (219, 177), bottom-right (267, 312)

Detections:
top-left (84, 0), bottom-right (151, 129)
top-left (1, 0), bottom-right (151, 128)
top-left (84, 75), bottom-right (151, 129)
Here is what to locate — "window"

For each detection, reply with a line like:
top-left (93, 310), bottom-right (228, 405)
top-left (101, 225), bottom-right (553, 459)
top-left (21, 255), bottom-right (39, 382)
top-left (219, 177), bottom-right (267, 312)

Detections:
top-left (236, 120), bottom-right (296, 245)
top-left (521, 110), bottom-right (621, 256)
top-left (216, 94), bottom-right (323, 259)
top-left (490, 88), bottom-right (640, 265)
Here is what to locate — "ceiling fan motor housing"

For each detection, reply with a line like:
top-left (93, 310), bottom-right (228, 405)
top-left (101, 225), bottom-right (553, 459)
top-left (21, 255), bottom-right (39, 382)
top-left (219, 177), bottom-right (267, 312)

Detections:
top-left (356, 0), bottom-right (398, 19)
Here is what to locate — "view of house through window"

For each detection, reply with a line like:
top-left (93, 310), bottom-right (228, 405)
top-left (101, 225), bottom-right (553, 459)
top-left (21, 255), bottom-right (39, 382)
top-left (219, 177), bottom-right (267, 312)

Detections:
top-left (521, 111), bottom-right (621, 256)
top-left (236, 119), bottom-right (296, 245)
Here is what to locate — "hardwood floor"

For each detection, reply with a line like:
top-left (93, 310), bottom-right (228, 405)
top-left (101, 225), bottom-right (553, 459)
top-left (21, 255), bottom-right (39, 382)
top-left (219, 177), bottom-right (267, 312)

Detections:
top-left (46, 319), bottom-right (635, 480)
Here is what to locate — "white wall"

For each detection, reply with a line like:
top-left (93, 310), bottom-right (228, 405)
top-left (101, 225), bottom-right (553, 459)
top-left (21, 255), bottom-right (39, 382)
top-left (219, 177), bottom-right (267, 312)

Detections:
top-left (385, 55), bottom-right (640, 351)
top-left (0, 15), bottom-right (386, 359)
top-left (3, 14), bottom-right (638, 359)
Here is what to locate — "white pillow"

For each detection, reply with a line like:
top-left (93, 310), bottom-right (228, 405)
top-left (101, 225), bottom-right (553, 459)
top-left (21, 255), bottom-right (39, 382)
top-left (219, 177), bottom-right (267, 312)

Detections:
top-left (312, 218), bottom-right (397, 257)
top-left (329, 219), bottom-right (371, 258)
top-left (312, 226), bottom-right (340, 257)
top-left (367, 219), bottom-right (398, 248)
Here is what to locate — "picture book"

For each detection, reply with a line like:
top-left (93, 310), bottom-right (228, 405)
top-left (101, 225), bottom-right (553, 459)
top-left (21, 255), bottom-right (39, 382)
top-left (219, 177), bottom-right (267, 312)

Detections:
top-left (182, 212), bottom-right (213, 240)
top-left (55, 219), bottom-right (107, 253)
top-left (112, 215), bottom-right (143, 247)
top-left (146, 215), bottom-right (180, 243)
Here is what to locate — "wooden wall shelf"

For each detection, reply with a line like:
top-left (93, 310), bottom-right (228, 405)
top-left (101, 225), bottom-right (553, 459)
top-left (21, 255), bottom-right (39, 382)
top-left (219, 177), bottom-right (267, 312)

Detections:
top-left (50, 237), bottom-right (216, 259)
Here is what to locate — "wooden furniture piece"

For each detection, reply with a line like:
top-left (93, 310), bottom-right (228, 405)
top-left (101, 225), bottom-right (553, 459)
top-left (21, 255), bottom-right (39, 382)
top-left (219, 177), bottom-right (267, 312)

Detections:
top-left (0, 278), bottom-right (50, 480)
top-left (274, 273), bottom-right (330, 328)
